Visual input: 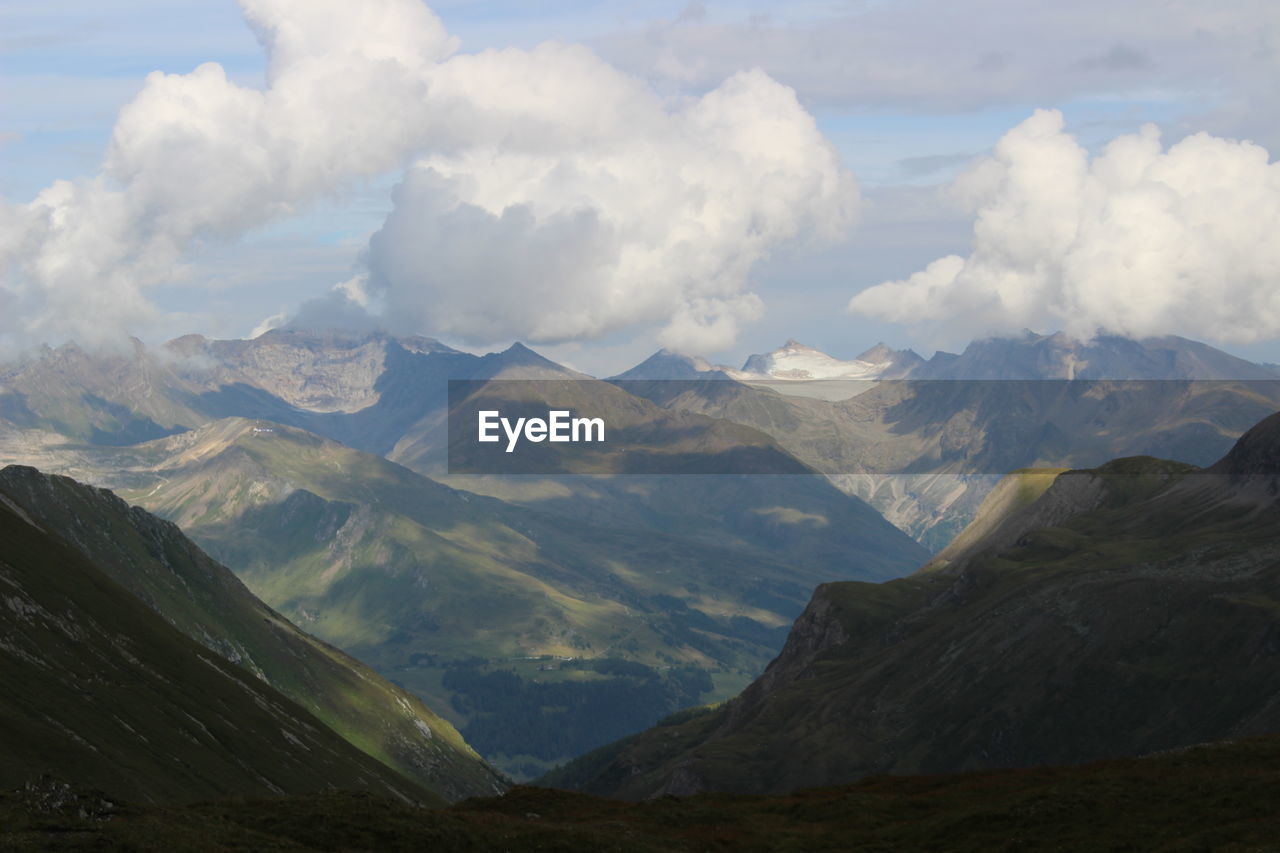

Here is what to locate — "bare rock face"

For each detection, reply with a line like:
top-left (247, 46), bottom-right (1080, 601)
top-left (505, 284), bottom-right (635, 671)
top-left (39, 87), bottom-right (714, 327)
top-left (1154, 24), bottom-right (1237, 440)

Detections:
top-left (168, 329), bottom-right (456, 414)
top-left (725, 587), bottom-right (851, 729)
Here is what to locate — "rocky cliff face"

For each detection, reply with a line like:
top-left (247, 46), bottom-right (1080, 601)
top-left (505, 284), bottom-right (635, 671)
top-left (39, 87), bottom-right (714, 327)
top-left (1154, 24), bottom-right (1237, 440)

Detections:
top-left (167, 330), bottom-right (433, 413)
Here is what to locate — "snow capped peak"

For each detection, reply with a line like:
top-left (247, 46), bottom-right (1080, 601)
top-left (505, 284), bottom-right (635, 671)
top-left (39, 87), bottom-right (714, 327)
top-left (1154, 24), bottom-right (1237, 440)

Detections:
top-left (739, 340), bottom-right (918, 380)
top-left (613, 340), bottom-right (924, 383)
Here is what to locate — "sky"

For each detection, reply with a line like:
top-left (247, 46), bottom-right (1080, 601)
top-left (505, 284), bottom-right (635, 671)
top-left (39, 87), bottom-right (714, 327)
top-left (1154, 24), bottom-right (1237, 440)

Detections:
top-left (2, 0), bottom-right (1279, 374)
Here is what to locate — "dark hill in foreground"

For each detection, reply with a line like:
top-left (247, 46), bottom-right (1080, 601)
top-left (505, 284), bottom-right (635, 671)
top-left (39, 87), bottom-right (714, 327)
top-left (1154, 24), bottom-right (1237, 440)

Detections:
top-left (4, 733), bottom-right (1280, 850)
top-left (544, 411), bottom-right (1280, 798)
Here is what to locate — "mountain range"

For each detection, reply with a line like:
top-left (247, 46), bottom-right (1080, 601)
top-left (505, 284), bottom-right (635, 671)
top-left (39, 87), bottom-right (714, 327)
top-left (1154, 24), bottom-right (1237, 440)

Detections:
top-left (2, 323), bottom-right (1280, 847)
top-left (2, 326), bottom-right (1277, 780)
top-left (619, 331), bottom-right (1280, 384)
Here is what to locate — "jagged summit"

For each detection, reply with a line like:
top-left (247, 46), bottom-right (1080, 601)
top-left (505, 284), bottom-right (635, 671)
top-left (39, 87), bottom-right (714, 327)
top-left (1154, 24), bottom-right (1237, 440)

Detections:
top-left (855, 342), bottom-right (922, 365)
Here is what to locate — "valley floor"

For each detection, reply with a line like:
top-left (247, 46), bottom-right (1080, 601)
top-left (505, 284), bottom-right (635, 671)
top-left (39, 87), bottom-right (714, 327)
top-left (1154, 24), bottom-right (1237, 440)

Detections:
top-left (5, 734), bottom-right (1280, 851)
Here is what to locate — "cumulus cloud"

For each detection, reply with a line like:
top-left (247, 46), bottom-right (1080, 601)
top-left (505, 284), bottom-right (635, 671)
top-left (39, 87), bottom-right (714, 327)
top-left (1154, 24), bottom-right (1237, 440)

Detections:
top-left (1, 0), bottom-right (455, 352)
top-left (0, 0), bottom-right (855, 355)
top-left (848, 109), bottom-right (1280, 344)
top-left (369, 62), bottom-right (854, 352)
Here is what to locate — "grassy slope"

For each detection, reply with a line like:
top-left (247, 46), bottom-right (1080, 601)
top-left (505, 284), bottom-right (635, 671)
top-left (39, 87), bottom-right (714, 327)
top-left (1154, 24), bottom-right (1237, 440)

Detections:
top-left (544, 438), bottom-right (1280, 798)
top-left (0, 466), bottom-right (505, 802)
top-left (0, 493), bottom-right (433, 806)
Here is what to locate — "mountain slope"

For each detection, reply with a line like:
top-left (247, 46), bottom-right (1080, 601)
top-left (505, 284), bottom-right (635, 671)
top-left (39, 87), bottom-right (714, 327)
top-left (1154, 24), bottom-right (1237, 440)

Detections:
top-left (0, 466), bottom-right (504, 801)
top-left (0, 476), bottom-right (434, 806)
top-left (547, 411), bottom-right (1280, 797)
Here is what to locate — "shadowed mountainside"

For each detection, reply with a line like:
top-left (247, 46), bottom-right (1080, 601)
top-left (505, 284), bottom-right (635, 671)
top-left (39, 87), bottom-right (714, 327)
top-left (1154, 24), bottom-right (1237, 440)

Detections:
top-left (0, 466), bottom-right (505, 801)
top-left (0, 475), bottom-right (437, 806)
top-left (544, 410), bottom-right (1280, 798)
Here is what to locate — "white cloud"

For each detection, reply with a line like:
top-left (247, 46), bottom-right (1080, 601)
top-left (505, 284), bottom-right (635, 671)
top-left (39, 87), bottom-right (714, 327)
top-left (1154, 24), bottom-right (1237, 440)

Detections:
top-left (249, 310), bottom-right (288, 338)
top-left (369, 62), bottom-right (855, 353)
top-left (2, 0), bottom-right (456, 351)
top-left (848, 109), bottom-right (1280, 345)
top-left (0, 0), bottom-right (855, 355)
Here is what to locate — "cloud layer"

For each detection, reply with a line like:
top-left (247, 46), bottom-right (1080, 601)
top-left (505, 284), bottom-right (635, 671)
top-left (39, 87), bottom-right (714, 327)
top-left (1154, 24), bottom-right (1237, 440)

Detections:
top-left (595, 1), bottom-right (1279, 124)
top-left (0, 0), bottom-right (855, 355)
top-left (849, 109), bottom-right (1280, 345)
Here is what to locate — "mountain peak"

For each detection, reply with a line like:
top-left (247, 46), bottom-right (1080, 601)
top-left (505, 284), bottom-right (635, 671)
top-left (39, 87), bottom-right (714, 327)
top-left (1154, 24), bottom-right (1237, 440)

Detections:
top-left (494, 341), bottom-right (555, 366)
top-left (481, 342), bottom-right (584, 378)
top-left (609, 349), bottom-right (727, 381)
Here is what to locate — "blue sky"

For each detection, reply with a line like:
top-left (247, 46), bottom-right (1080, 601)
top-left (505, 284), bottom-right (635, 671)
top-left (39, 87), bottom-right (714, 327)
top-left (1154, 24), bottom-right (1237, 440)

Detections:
top-left (3, 0), bottom-right (1278, 373)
